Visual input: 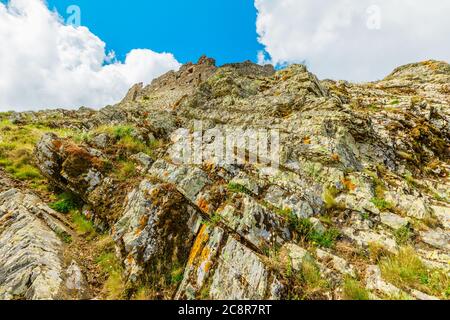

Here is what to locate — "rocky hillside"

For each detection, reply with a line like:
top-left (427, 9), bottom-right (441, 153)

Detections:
top-left (0, 57), bottom-right (449, 300)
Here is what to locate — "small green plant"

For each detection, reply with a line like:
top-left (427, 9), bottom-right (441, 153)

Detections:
top-left (96, 242), bottom-right (126, 300)
top-left (394, 226), bottom-right (413, 245)
top-left (322, 185), bottom-right (339, 209)
top-left (287, 214), bottom-right (340, 248)
top-left (403, 172), bottom-right (418, 188)
top-left (72, 132), bottom-right (92, 144)
top-left (170, 267), bottom-right (184, 284)
top-left (370, 197), bottom-right (393, 211)
top-left (390, 99), bottom-right (400, 105)
top-left (114, 160), bottom-right (137, 181)
top-left (55, 230), bottom-right (72, 244)
top-left (276, 207), bottom-right (293, 217)
top-left (71, 210), bottom-right (96, 238)
top-left (304, 162), bottom-right (322, 181)
top-left (49, 192), bottom-right (79, 213)
top-left (227, 182), bottom-right (253, 196)
top-left (211, 212), bottom-right (223, 225)
top-left (367, 104), bottom-right (381, 112)
top-left (343, 277), bottom-right (370, 300)
top-left (361, 212), bottom-right (370, 220)
top-left (112, 125), bottom-right (135, 140)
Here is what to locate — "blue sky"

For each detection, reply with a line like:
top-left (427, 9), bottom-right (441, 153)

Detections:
top-left (1, 0), bottom-right (448, 111)
top-left (47, 0), bottom-right (263, 65)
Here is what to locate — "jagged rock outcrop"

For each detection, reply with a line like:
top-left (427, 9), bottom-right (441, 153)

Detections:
top-left (3, 58), bottom-right (449, 300)
top-left (34, 133), bottom-right (133, 228)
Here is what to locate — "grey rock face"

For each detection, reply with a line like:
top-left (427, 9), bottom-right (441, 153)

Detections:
top-left (113, 180), bottom-right (202, 283)
top-left (209, 238), bottom-right (281, 300)
top-left (0, 189), bottom-right (88, 300)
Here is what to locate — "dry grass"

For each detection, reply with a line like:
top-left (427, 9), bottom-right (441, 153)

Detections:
top-left (379, 247), bottom-right (450, 299)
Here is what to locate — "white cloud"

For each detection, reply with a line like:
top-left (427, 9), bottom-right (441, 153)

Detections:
top-left (0, 0), bottom-right (181, 111)
top-left (255, 0), bottom-right (450, 82)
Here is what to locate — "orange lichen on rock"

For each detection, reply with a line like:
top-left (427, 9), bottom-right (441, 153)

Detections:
top-left (197, 197), bottom-right (210, 213)
top-left (135, 215), bottom-right (149, 235)
top-left (52, 139), bottom-right (63, 150)
top-left (341, 178), bottom-right (357, 192)
top-left (187, 225), bottom-right (209, 267)
top-left (331, 153), bottom-right (340, 162)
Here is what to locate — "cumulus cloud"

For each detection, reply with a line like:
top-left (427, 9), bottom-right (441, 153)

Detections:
top-left (0, 0), bottom-right (180, 111)
top-left (255, 0), bottom-right (450, 82)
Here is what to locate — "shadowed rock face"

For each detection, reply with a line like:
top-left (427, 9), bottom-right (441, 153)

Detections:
top-left (113, 181), bottom-right (202, 291)
top-left (1, 58), bottom-right (449, 300)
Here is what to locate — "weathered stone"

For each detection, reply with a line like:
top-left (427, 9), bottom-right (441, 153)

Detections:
top-left (432, 205), bottom-right (450, 229)
top-left (316, 249), bottom-right (356, 277)
top-left (281, 243), bottom-right (313, 271)
top-left (35, 133), bottom-right (128, 226)
top-left (420, 229), bottom-right (450, 251)
top-left (380, 212), bottom-right (409, 231)
top-left (8, 57), bottom-right (450, 301)
top-left (113, 180), bottom-right (202, 282)
top-left (149, 159), bottom-right (211, 203)
top-left (91, 133), bottom-right (110, 149)
top-left (365, 266), bottom-right (404, 297)
top-left (310, 217), bottom-right (326, 235)
top-left (175, 225), bottom-right (225, 300)
top-left (209, 238), bottom-right (281, 300)
top-left (342, 227), bottom-right (397, 253)
top-left (0, 189), bottom-right (88, 300)
top-left (218, 194), bottom-right (291, 250)
top-left (130, 152), bottom-right (154, 172)
top-left (410, 290), bottom-right (440, 301)
top-left (65, 261), bottom-right (89, 300)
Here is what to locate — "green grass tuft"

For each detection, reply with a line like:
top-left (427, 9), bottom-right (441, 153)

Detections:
top-left (342, 277), bottom-right (370, 300)
top-left (227, 182), bottom-right (253, 196)
top-left (380, 247), bottom-right (449, 299)
top-left (49, 192), bottom-right (80, 213)
top-left (371, 197), bottom-right (393, 211)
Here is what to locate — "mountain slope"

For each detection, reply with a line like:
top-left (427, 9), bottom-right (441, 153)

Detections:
top-left (0, 58), bottom-right (449, 300)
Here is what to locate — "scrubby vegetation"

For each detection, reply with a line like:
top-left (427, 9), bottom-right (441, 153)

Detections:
top-left (0, 119), bottom-right (75, 190)
top-left (283, 210), bottom-right (340, 248)
top-left (227, 182), bottom-right (253, 196)
top-left (284, 258), bottom-right (330, 300)
top-left (49, 192), bottom-right (79, 213)
top-left (379, 247), bottom-right (450, 299)
top-left (0, 117), bottom-right (69, 189)
top-left (95, 237), bottom-right (126, 300)
top-left (342, 277), bottom-right (370, 300)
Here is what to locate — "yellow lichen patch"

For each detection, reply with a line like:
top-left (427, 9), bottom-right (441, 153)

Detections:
top-left (303, 136), bottom-right (312, 145)
top-left (187, 225), bottom-right (209, 267)
top-left (202, 261), bottom-right (213, 274)
top-left (199, 246), bottom-right (212, 272)
top-left (203, 161), bottom-right (216, 173)
top-left (421, 60), bottom-right (440, 71)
